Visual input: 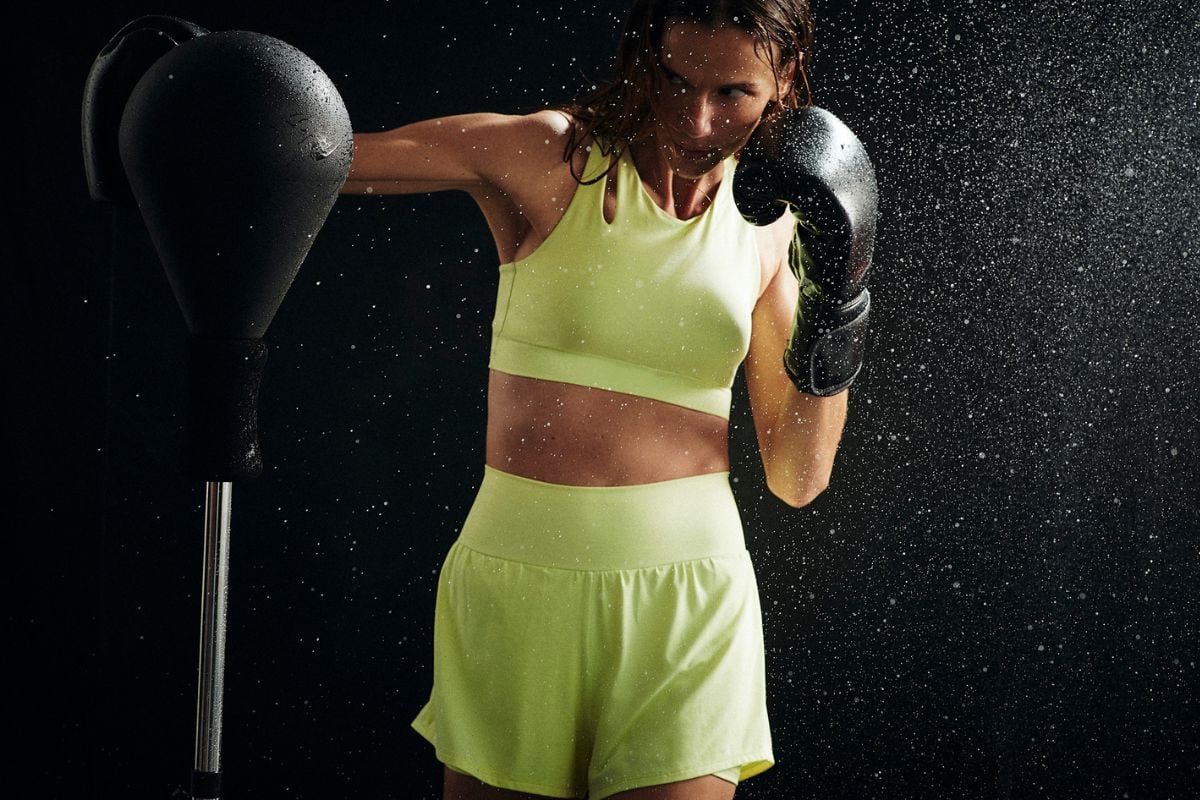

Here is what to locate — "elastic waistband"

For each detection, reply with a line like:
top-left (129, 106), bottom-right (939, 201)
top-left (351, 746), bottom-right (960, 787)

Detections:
top-left (458, 465), bottom-right (745, 570)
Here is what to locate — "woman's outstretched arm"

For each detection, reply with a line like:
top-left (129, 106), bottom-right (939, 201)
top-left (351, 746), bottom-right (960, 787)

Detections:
top-left (341, 110), bottom-right (572, 196)
top-left (744, 222), bottom-right (849, 508)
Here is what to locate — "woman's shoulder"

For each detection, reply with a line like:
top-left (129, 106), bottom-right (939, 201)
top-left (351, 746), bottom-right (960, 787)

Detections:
top-left (477, 108), bottom-right (595, 175)
top-left (489, 108), bottom-right (592, 152)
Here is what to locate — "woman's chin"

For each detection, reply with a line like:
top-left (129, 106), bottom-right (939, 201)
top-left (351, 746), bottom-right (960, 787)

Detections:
top-left (669, 149), bottom-right (724, 179)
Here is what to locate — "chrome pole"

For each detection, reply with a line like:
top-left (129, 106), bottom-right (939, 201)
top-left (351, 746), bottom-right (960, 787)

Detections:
top-left (192, 480), bottom-right (233, 800)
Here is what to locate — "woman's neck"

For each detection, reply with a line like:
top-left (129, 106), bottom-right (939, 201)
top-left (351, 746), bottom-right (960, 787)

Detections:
top-left (628, 139), bottom-right (724, 220)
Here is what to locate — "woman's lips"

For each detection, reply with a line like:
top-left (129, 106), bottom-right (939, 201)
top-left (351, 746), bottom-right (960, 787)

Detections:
top-left (674, 141), bottom-right (719, 160)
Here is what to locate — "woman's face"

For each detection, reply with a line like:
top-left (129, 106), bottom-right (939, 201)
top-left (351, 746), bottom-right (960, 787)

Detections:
top-left (649, 21), bottom-right (790, 180)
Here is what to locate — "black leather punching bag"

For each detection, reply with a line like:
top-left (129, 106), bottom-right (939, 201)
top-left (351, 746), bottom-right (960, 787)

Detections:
top-left (114, 24), bottom-right (353, 480)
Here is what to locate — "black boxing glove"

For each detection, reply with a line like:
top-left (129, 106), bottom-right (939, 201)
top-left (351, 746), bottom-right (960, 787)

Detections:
top-left (81, 15), bottom-right (209, 206)
top-left (733, 106), bottom-right (878, 396)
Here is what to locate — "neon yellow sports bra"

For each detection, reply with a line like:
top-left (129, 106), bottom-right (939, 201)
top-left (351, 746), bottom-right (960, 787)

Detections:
top-left (489, 142), bottom-right (762, 420)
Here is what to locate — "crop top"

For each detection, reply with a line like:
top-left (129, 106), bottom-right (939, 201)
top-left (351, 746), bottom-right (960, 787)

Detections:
top-left (488, 141), bottom-right (762, 420)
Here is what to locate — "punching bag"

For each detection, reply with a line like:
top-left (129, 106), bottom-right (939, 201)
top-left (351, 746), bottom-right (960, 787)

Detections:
top-left (83, 16), bottom-right (353, 799)
top-left (118, 26), bottom-right (353, 480)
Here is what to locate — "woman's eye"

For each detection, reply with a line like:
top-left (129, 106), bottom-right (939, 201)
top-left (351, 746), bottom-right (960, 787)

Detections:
top-left (659, 65), bottom-right (686, 86)
top-left (721, 87), bottom-right (749, 98)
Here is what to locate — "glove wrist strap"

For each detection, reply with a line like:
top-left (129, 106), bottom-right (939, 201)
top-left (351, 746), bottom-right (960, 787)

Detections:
top-left (783, 288), bottom-right (870, 396)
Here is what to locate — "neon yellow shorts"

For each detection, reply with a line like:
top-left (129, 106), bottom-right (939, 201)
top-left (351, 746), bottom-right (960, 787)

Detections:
top-left (412, 465), bottom-right (774, 799)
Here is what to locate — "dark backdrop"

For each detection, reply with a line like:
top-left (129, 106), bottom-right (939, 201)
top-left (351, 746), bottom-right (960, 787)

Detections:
top-left (12, 1), bottom-right (1199, 798)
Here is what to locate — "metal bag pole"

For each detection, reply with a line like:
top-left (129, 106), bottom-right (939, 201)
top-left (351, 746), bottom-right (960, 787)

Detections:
top-left (192, 480), bottom-right (233, 798)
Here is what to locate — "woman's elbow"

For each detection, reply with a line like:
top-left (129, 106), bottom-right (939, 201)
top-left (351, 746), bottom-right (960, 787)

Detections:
top-left (766, 472), bottom-right (830, 509)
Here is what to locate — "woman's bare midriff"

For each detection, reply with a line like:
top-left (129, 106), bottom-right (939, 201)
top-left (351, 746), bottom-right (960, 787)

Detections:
top-left (485, 370), bottom-right (730, 486)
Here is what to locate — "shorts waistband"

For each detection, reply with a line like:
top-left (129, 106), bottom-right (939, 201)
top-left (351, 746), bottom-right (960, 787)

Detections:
top-left (457, 465), bottom-right (746, 570)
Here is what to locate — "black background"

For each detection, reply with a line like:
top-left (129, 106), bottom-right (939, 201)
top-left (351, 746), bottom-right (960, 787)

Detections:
top-left (12, 1), bottom-right (1199, 798)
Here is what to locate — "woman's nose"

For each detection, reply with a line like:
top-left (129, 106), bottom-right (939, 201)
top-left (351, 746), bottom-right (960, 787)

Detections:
top-left (678, 94), bottom-right (714, 138)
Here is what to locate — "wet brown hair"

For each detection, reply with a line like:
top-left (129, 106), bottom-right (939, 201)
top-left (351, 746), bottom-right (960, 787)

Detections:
top-left (557, 0), bottom-right (814, 183)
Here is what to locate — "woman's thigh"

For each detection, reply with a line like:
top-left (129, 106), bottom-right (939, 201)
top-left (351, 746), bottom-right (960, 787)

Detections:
top-left (444, 768), bottom-right (737, 800)
top-left (606, 774), bottom-right (737, 800)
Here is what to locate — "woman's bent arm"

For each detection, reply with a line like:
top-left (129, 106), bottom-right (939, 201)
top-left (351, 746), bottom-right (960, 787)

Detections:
top-left (744, 240), bottom-right (849, 508)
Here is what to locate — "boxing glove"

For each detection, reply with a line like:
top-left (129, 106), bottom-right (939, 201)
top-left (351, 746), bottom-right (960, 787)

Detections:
top-left (734, 106), bottom-right (878, 396)
top-left (81, 15), bottom-right (209, 206)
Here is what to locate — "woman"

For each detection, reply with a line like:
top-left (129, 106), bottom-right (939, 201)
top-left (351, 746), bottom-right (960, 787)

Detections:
top-left (343, 1), bottom-right (853, 797)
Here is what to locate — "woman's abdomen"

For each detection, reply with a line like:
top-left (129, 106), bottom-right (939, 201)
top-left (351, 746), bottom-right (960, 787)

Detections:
top-left (485, 370), bottom-right (731, 486)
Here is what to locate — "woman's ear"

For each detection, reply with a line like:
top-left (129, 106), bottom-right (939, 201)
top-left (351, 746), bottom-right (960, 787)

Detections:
top-left (786, 55), bottom-right (813, 108)
top-left (779, 58), bottom-right (797, 100)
